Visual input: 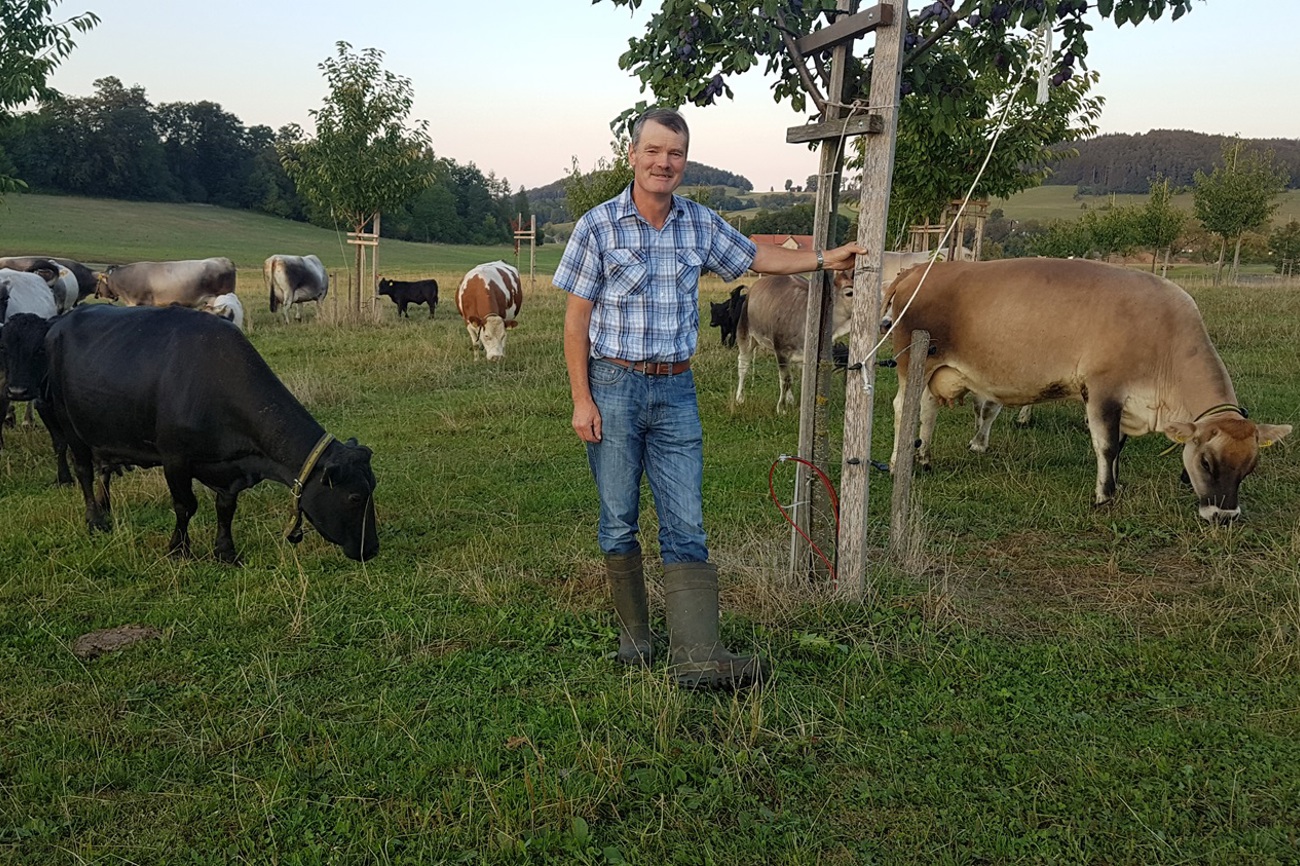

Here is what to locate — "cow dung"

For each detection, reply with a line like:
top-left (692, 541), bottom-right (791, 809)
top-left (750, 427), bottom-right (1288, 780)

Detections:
top-left (72, 624), bottom-right (163, 660)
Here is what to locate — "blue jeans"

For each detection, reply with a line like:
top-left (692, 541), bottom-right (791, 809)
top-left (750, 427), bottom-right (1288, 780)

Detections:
top-left (586, 359), bottom-right (708, 564)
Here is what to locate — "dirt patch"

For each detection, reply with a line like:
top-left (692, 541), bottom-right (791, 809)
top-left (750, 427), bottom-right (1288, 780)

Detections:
top-left (72, 625), bottom-right (164, 660)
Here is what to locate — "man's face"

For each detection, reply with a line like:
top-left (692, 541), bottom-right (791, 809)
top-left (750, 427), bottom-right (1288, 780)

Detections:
top-left (629, 120), bottom-right (687, 198)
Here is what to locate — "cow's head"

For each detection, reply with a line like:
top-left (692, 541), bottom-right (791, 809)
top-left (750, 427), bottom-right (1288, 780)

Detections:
top-left (1164, 416), bottom-right (1292, 523)
top-left (829, 269), bottom-right (856, 341)
top-left (94, 269), bottom-right (117, 300)
top-left (376, 279), bottom-right (392, 297)
top-left (709, 300), bottom-right (730, 328)
top-left (476, 314), bottom-right (515, 361)
top-left (1, 313), bottom-right (54, 402)
top-left (299, 437), bottom-right (379, 561)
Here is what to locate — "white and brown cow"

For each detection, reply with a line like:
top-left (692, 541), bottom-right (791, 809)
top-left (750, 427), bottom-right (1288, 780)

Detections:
top-left (96, 257), bottom-right (236, 307)
top-left (734, 270), bottom-right (855, 412)
top-left (266, 254), bottom-right (329, 322)
top-left (456, 261), bottom-right (523, 361)
top-left (884, 258), bottom-right (1291, 522)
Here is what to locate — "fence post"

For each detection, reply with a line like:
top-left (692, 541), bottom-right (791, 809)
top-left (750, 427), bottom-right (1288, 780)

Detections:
top-left (889, 329), bottom-right (929, 562)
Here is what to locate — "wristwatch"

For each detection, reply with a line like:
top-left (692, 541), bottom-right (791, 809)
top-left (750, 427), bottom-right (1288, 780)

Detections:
top-left (815, 249), bottom-right (825, 271)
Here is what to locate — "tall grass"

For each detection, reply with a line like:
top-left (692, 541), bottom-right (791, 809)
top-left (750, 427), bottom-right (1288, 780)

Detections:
top-left (1, 197), bottom-right (1299, 864)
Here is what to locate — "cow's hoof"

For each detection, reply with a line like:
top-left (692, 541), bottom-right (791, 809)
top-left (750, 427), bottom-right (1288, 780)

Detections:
top-left (87, 517), bottom-right (111, 534)
top-left (214, 547), bottom-right (242, 566)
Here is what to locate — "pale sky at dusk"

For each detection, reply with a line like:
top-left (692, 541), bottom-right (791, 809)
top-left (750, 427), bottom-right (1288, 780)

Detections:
top-left (42, 1), bottom-right (1299, 194)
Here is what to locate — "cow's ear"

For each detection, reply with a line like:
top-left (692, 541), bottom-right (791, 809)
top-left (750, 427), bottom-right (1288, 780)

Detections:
top-left (1258, 423), bottom-right (1293, 448)
top-left (505, 321), bottom-right (519, 329)
top-left (1163, 421), bottom-right (1195, 444)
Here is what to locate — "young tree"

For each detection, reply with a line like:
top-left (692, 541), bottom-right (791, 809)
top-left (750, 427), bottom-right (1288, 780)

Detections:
top-left (279, 42), bottom-right (433, 311)
top-left (1137, 176), bottom-right (1187, 275)
top-left (564, 141), bottom-right (633, 220)
top-left (593, 0), bottom-right (1194, 242)
top-left (1268, 219), bottom-right (1300, 277)
top-left (1193, 138), bottom-right (1290, 285)
top-left (0, 0), bottom-right (99, 197)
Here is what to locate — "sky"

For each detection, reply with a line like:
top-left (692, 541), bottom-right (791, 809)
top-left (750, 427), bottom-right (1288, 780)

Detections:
top-left (40, 0), bottom-right (1300, 195)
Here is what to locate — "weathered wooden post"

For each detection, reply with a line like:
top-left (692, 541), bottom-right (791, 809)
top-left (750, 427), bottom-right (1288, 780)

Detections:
top-left (888, 329), bottom-right (929, 564)
top-left (837, 0), bottom-right (907, 598)
top-left (782, 1), bottom-right (905, 586)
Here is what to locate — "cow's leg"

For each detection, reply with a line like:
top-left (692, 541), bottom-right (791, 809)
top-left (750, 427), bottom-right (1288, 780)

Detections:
top-left (734, 338), bottom-right (752, 404)
top-left (1015, 405), bottom-right (1034, 426)
top-left (0, 395), bottom-right (7, 448)
top-left (294, 303), bottom-right (303, 322)
top-left (213, 490), bottom-right (241, 565)
top-left (466, 323), bottom-right (482, 359)
top-left (75, 450), bottom-right (110, 532)
top-left (916, 389), bottom-right (942, 469)
top-left (775, 355), bottom-right (795, 413)
top-left (162, 465), bottom-right (198, 558)
top-left (21, 401), bottom-right (35, 429)
top-left (33, 399), bottom-right (71, 485)
top-left (969, 395), bottom-right (1003, 453)
top-left (1085, 397), bottom-right (1126, 505)
top-left (398, 302), bottom-right (408, 318)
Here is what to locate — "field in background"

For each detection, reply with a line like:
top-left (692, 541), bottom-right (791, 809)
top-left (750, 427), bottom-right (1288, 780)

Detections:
top-left (0, 192), bottom-right (565, 278)
top-left (1, 195), bottom-right (1299, 863)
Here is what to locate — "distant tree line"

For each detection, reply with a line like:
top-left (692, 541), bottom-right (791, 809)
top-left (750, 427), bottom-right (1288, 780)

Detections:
top-left (1048, 130), bottom-right (1300, 195)
top-left (0, 76), bottom-right (532, 245)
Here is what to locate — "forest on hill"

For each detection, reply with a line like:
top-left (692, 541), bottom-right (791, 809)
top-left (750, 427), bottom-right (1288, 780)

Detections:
top-left (1047, 130), bottom-right (1300, 194)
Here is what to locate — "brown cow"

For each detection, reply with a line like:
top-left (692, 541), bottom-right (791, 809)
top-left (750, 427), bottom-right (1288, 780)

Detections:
top-left (96, 257), bottom-right (236, 307)
top-left (455, 261), bottom-right (523, 360)
top-left (734, 271), bottom-right (854, 412)
top-left (884, 258), bottom-right (1291, 521)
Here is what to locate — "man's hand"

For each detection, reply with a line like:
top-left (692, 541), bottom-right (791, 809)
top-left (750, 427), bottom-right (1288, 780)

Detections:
top-left (572, 399), bottom-right (602, 443)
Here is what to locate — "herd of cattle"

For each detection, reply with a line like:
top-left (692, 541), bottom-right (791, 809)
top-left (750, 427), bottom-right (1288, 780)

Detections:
top-left (0, 253), bottom-right (525, 562)
top-left (0, 244), bottom-right (1290, 564)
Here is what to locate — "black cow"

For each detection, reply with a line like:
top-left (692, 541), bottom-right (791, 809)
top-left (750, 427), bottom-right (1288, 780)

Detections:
top-left (43, 305), bottom-right (379, 563)
top-left (708, 284), bottom-right (746, 347)
top-left (377, 277), bottom-right (439, 318)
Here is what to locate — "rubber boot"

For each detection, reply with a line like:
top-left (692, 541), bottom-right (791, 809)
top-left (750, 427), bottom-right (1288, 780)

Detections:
top-left (607, 551), bottom-right (653, 666)
top-left (663, 562), bottom-right (767, 690)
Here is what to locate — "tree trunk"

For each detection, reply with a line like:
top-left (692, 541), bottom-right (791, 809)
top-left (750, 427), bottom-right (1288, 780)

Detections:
top-left (1231, 235), bottom-right (1244, 284)
top-left (1213, 236), bottom-right (1226, 286)
top-left (1161, 245), bottom-right (1171, 279)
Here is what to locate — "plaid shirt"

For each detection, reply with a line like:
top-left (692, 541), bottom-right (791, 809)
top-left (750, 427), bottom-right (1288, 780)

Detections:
top-left (554, 184), bottom-right (756, 363)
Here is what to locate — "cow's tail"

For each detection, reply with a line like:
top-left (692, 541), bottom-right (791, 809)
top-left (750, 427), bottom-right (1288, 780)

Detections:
top-left (267, 260), bottom-right (280, 312)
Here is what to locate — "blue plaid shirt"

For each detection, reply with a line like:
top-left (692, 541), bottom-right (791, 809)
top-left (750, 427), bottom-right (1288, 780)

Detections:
top-left (554, 184), bottom-right (757, 363)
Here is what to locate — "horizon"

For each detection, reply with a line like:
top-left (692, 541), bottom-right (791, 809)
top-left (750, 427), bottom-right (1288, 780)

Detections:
top-left (37, 1), bottom-right (1300, 193)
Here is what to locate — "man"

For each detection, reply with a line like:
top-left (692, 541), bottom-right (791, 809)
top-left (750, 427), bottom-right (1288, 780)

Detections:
top-left (556, 108), bottom-right (863, 690)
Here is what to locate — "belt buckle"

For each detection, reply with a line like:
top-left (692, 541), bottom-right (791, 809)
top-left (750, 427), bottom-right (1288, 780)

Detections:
top-left (649, 361), bottom-right (670, 376)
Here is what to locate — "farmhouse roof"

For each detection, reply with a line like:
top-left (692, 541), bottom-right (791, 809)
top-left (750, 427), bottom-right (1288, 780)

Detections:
top-left (748, 233), bottom-right (816, 251)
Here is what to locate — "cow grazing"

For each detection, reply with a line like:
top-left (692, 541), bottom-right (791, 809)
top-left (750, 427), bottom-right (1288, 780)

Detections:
top-left (456, 261), bottom-right (523, 360)
top-left (377, 276), bottom-right (439, 318)
top-left (97, 257), bottom-right (235, 307)
top-left (0, 256), bottom-right (98, 304)
top-left (43, 305), bottom-right (379, 562)
top-left (884, 258), bottom-right (1291, 521)
top-left (734, 271), bottom-right (855, 412)
top-left (708, 284), bottom-right (746, 347)
top-left (203, 292), bottom-right (245, 330)
top-left (266, 254), bottom-right (328, 323)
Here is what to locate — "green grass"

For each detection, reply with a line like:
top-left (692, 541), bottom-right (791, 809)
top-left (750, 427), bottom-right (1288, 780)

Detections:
top-left (995, 185), bottom-right (1300, 225)
top-left (0, 192), bottom-right (565, 277)
top-left (2, 195), bottom-right (1300, 863)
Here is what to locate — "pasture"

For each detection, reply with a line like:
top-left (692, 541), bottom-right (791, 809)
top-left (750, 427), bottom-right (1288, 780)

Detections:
top-left (2, 199), bottom-right (1300, 863)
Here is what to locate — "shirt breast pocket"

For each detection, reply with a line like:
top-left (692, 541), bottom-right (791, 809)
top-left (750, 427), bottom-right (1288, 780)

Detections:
top-left (604, 248), bottom-right (648, 297)
top-left (675, 250), bottom-right (704, 294)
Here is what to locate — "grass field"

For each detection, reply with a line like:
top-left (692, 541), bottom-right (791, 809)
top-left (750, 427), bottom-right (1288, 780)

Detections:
top-left (992, 185), bottom-right (1300, 225)
top-left (2, 194), bottom-right (1300, 863)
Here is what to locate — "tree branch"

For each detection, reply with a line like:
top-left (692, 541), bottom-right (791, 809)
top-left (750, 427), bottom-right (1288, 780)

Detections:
top-left (774, 7), bottom-right (828, 116)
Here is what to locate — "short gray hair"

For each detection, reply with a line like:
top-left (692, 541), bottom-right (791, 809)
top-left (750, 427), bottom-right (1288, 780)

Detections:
top-left (631, 108), bottom-right (690, 152)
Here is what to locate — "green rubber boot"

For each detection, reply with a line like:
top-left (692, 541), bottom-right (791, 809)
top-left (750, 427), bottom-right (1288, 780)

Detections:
top-left (664, 562), bottom-right (767, 690)
top-left (607, 551), bottom-right (653, 666)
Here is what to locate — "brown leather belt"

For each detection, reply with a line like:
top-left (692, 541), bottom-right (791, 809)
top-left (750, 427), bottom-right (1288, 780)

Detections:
top-left (603, 357), bottom-right (691, 376)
